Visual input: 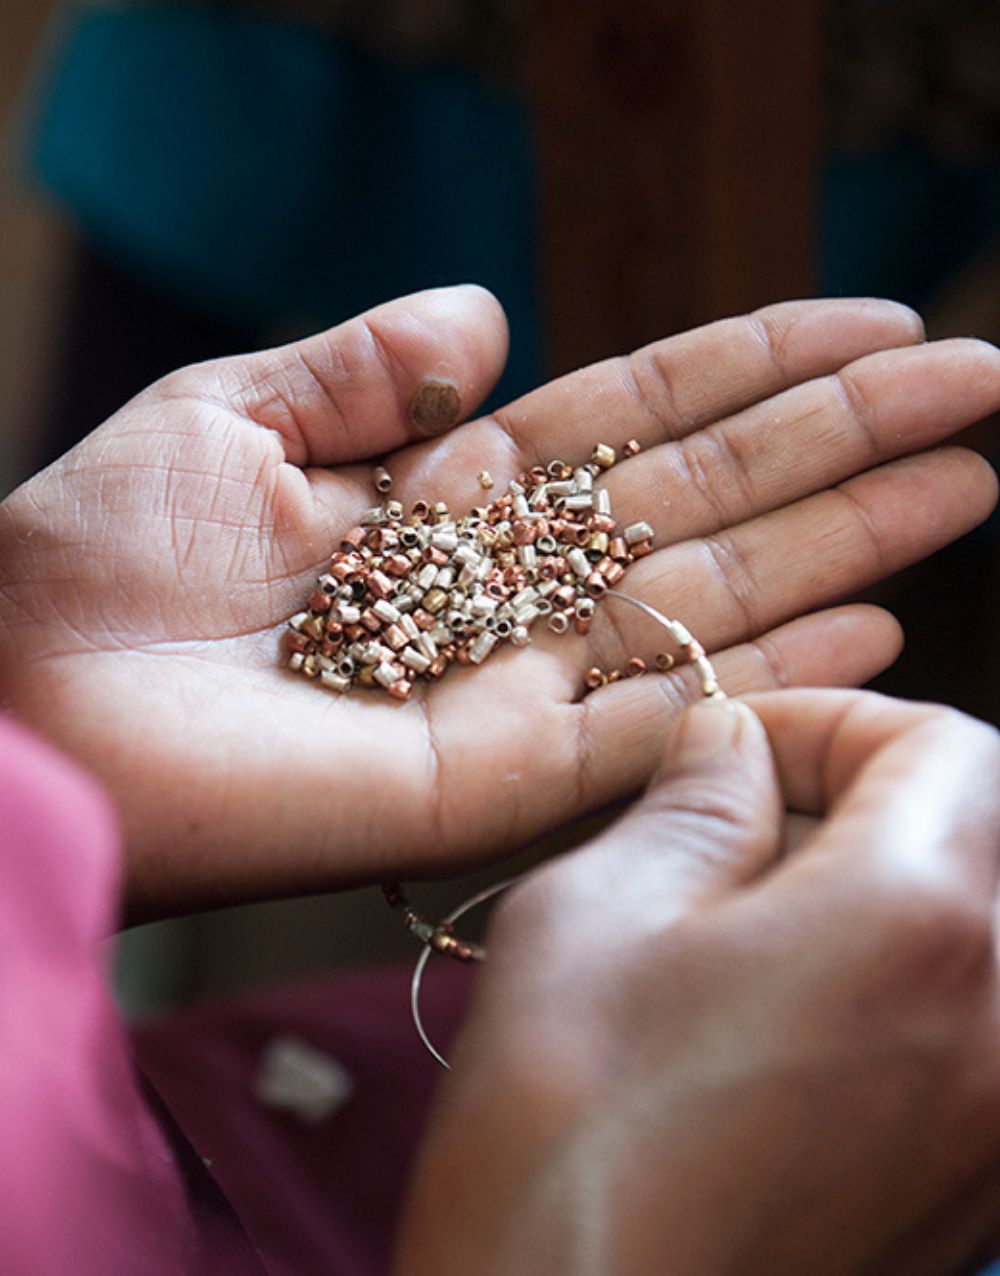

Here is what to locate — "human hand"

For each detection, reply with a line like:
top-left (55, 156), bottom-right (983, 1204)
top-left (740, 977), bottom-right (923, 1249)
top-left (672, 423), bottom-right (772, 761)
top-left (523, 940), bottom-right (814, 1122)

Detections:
top-left (0, 286), bottom-right (997, 917)
top-left (398, 690), bottom-right (1000, 1275)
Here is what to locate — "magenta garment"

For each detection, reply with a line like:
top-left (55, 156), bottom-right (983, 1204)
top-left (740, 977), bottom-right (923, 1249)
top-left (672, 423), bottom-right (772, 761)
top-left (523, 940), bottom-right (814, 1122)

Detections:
top-left (0, 713), bottom-right (471, 1275)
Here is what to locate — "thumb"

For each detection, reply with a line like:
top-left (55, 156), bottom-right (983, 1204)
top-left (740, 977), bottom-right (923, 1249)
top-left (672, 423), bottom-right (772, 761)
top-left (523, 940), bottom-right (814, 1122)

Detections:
top-left (479, 699), bottom-right (783, 1050)
top-left (584, 698), bottom-right (784, 917)
top-left (161, 284), bottom-right (509, 466)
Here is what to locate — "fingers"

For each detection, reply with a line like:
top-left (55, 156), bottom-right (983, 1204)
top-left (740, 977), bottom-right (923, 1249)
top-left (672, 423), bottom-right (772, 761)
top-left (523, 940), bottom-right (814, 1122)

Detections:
top-left (745, 689), bottom-right (1000, 900)
top-left (484, 297), bottom-right (925, 469)
top-left (586, 447), bottom-right (997, 670)
top-left (166, 285), bottom-right (509, 466)
top-left (570, 604), bottom-right (903, 817)
top-left (390, 298), bottom-right (924, 508)
top-left (489, 699), bottom-right (783, 994)
top-left (603, 337), bottom-right (1000, 540)
top-left (589, 699), bottom-right (784, 910)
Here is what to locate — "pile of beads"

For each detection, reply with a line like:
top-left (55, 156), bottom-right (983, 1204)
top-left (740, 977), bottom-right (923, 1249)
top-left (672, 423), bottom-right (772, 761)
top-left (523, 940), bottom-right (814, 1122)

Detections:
top-left (285, 441), bottom-right (654, 700)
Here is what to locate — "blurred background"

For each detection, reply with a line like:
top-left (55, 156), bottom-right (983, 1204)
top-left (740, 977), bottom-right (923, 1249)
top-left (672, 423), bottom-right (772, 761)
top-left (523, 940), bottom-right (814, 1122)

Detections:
top-left (2, 0), bottom-right (999, 1015)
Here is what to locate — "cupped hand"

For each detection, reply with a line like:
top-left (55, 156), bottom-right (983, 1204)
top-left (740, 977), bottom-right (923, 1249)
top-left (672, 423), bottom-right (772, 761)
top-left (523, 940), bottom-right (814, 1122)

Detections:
top-left (398, 690), bottom-right (1000, 1275)
top-left (0, 286), bottom-right (997, 917)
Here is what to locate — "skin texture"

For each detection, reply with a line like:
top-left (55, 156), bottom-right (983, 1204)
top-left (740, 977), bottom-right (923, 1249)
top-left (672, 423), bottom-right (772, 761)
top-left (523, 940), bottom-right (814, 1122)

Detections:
top-left (0, 286), bottom-right (998, 918)
top-left (397, 690), bottom-right (1000, 1276)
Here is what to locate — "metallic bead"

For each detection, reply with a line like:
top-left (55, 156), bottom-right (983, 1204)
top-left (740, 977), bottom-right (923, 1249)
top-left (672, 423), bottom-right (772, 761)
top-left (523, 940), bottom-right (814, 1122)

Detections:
top-left (554, 585), bottom-right (577, 608)
top-left (319, 670), bottom-right (351, 693)
top-left (415, 632), bottom-right (439, 660)
top-left (373, 465), bottom-right (393, 493)
top-left (384, 625), bottom-right (408, 651)
top-left (422, 589), bottom-right (448, 614)
top-left (477, 470), bottom-right (494, 489)
top-left (288, 652), bottom-right (306, 673)
top-left (400, 646), bottom-right (432, 673)
top-left (602, 562), bottom-right (626, 586)
top-left (609, 537), bottom-right (628, 562)
top-left (385, 500), bottom-right (404, 520)
top-left (373, 661), bottom-right (401, 688)
top-left (623, 438), bottom-right (641, 457)
top-left (630, 540), bottom-right (653, 558)
top-left (655, 651), bottom-right (675, 671)
top-left (367, 570), bottom-right (395, 599)
top-left (588, 531), bottom-right (609, 556)
top-left (411, 499), bottom-right (430, 520)
top-left (303, 615), bottom-right (326, 642)
top-left (595, 488), bottom-right (612, 516)
top-left (387, 678), bottom-right (413, 701)
top-left (547, 459), bottom-right (568, 477)
top-left (670, 620), bottom-right (694, 646)
top-left (372, 598), bottom-right (402, 625)
top-left (585, 572), bottom-right (608, 600)
top-left (340, 527), bottom-right (367, 551)
top-left (561, 493), bottom-right (593, 513)
top-left (625, 656), bottom-right (647, 677)
top-left (567, 548), bottom-right (591, 578)
top-left (468, 631), bottom-right (499, 664)
top-left (385, 554), bottom-right (412, 576)
top-left (511, 625), bottom-right (531, 647)
top-left (548, 611), bottom-right (570, 634)
top-left (584, 667), bottom-right (605, 690)
top-left (431, 529), bottom-right (458, 552)
top-left (591, 443), bottom-right (616, 469)
top-left (623, 521), bottom-right (655, 545)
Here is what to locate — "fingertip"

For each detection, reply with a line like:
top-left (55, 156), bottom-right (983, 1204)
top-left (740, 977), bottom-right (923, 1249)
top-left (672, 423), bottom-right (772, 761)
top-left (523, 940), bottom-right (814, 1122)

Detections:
top-left (389, 285), bottom-right (510, 436)
top-left (653, 696), bottom-right (767, 784)
top-left (863, 297), bottom-right (926, 342)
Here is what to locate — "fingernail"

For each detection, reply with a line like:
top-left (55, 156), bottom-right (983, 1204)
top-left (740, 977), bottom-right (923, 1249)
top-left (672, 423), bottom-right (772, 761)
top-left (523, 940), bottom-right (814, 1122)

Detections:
top-left (660, 698), bottom-right (760, 772)
top-left (409, 378), bottom-right (462, 436)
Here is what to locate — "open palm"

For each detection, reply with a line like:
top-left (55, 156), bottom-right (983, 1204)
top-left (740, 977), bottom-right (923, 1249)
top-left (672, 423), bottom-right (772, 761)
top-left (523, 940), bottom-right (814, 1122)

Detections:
top-left (1, 286), bottom-right (997, 918)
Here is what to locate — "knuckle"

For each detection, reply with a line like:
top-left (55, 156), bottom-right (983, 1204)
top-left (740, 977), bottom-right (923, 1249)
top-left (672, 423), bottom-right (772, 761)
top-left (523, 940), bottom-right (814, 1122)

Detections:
top-left (869, 873), bottom-right (995, 997)
top-left (652, 772), bottom-right (766, 850)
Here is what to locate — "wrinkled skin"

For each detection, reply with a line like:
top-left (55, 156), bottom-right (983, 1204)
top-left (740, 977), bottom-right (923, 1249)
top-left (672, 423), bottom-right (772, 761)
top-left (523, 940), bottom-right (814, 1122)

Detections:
top-left (398, 690), bottom-right (1000, 1275)
top-left (0, 287), bottom-right (998, 918)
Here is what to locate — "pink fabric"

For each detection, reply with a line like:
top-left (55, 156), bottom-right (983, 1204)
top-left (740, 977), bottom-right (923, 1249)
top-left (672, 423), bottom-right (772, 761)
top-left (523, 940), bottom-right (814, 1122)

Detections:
top-left (0, 715), bottom-right (264, 1274)
top-left (0, 712), bottom-right (472, 1273)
